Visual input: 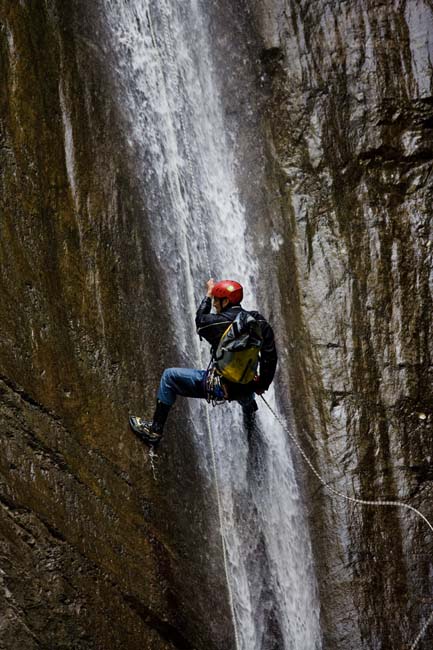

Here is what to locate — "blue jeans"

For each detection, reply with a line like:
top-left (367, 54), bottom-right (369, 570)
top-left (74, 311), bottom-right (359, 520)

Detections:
top-left (157, 367), bottom-right (256, 410)
top-left (157, 368), bottom-right (207, 406)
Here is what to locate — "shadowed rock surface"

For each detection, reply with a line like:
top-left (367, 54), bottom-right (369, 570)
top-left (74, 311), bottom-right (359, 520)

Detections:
top-left (0, 0), bottom-right (432, 649)
top-left (0, 2), bottom-right (233, 649)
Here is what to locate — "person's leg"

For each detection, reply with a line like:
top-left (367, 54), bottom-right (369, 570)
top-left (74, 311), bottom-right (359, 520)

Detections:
top-left (130, 368), bottom-right (207, 446)
top-left (237, 392), bottom-right (258, 436)
top-left (157, 368), bottom-right (207, 405)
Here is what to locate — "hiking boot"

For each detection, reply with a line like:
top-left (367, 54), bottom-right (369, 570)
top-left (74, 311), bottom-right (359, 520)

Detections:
top-left (129, 416), bottom-right (162, 446)
top-left (129, 400), bottom-right (171, 447)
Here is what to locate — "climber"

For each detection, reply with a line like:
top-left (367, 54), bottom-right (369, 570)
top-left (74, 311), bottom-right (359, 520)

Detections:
top-left (129, 278), bottom-right (278, 446)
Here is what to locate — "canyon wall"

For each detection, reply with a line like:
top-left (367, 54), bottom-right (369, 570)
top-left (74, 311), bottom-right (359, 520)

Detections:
top-left (252, 1), bottom-right (433, 648)
top-left (1, 1), bottom-right (432, 649)
top-left (0, 2), bottom-right (233, 648)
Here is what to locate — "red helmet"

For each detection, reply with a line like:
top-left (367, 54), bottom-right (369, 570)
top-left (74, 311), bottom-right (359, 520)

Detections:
top-left (212, 280), bottom-right (243, 305)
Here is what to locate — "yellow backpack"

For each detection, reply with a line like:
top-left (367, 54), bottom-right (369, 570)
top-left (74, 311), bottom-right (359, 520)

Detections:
top-left (214, 311), bottom-right (263, 384)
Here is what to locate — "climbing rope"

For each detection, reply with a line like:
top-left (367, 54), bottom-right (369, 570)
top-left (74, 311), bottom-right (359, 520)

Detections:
top-left (259, 396), bottom-right (433, 533)
top-left (259, 394), bottom-right (433, 649)
top-left (409, 609), bottom-right (433, 650)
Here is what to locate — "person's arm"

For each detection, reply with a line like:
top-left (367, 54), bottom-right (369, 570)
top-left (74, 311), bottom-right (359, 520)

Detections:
top-left (195, 277), bottom-right (214, 328)
top-left (255, 321), bottom-right (278, 393)
top-left (195, 278), bottom-right (228, 336)
top-left (195, 295), bottom-right (212, 328)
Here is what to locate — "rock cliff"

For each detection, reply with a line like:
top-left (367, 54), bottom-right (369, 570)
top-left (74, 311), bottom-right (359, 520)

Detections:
top-left (252, 1), bottom-right (433, 648)
top-left (0, 0), bottom-right (432, 649)
top-left (0, 2), bottom-right (231, 649)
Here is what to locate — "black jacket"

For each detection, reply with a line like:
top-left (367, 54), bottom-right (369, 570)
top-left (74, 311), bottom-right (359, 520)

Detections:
top-left (195, 297), bottom-right (278, 396)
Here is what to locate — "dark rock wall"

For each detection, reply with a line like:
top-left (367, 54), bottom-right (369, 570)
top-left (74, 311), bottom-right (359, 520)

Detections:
top-left (0, 2), bottom-right (232, 649)
top-left (2, 0), bottom-right (432, 649)
top-left (251, 1), bottom-right (433, 648)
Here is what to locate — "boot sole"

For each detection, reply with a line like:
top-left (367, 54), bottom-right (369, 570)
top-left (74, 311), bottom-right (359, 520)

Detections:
top-left (129, 417), bottom-right (161, 447)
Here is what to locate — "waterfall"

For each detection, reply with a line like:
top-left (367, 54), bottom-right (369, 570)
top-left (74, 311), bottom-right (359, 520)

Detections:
top-left (105, 1), bottom-right (322, 647)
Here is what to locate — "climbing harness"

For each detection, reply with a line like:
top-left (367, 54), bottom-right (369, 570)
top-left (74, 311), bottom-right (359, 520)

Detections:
top-left (205, 366), bottom-right (227, 406)
top-left (259, 394), bottom-right (433, 649)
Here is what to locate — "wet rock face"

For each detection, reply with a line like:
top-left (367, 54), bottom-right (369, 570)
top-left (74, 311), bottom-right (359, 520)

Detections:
top-left (1, 0), bottom-right (432, 648)
top-left (253, 1), bottom-right (433, 648)
top-left (0, 2), bottom-right (233, 649)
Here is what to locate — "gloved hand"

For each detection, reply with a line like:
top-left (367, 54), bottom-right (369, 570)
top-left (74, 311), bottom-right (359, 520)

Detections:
top-left (253, 375), bottom-right (268, 395)
top-left (206, 278), bottom-right (215, 297)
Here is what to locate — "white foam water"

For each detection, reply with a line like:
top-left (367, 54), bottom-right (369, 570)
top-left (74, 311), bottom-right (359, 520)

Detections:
top-left (104, 1), bottom-right (322, 647)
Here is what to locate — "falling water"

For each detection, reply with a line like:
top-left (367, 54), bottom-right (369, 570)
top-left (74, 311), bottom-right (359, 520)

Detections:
top-left (105, 1), bottom-right (322, 647)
